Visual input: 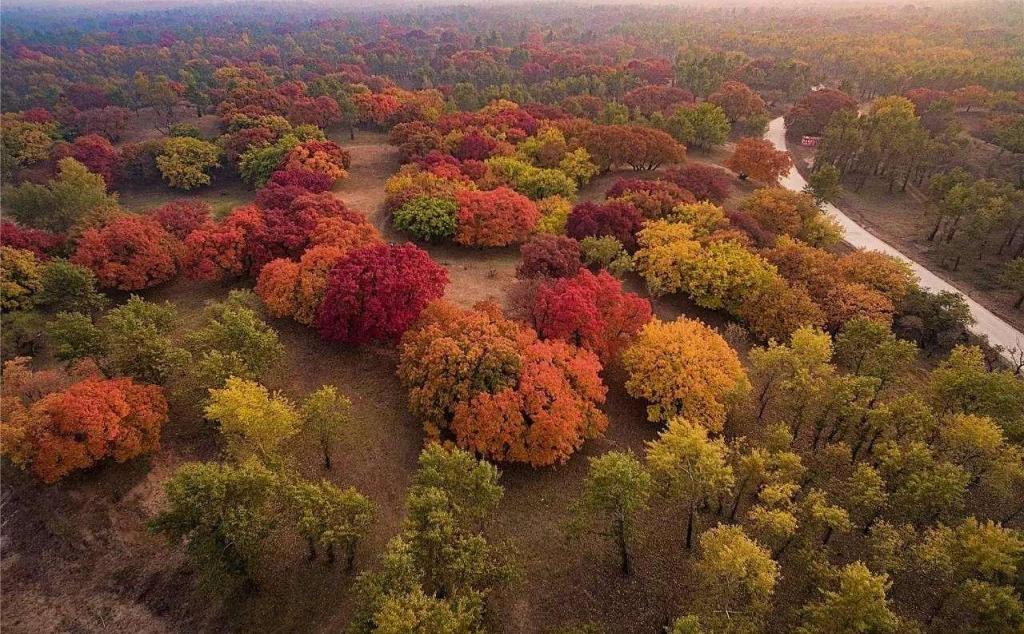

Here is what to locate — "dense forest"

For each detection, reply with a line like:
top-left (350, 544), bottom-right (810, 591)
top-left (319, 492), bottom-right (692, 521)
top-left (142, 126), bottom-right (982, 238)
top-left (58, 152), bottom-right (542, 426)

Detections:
top-left (1, 2), bottom-right (1023, 633)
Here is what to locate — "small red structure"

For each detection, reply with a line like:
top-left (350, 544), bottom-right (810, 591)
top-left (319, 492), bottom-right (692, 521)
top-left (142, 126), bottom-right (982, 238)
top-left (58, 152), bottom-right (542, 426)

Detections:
top-left (801, 136), bottom-right (820, 147)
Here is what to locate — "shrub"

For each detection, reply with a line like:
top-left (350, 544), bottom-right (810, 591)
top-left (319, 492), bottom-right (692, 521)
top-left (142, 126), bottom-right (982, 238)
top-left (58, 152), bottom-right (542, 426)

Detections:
top-left (566, 201), bottom-right (644, 252)
top-left (455, 187), bottom-right (539, 247)
top-left (516, 234), bottom-right (583, 279)
top-left (393, 196), bottom-right (458, 242)
top-left (316, 243), bottom-right (448, 344)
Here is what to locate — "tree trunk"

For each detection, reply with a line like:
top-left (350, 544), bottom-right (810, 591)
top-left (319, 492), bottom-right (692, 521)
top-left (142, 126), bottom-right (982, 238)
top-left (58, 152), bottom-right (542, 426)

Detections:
top-left (685, 504), bottom-right (696, 550)
top-left (322, 439), bottom-right (332, 470)
top-left (617, 516), bottom-right (632, 576)
top-left (307, 537), bottom-right (317, 562)
top-left (729, 479), bottom-right (748, 522)
top-left (346, 542), bottom-right (357, 573)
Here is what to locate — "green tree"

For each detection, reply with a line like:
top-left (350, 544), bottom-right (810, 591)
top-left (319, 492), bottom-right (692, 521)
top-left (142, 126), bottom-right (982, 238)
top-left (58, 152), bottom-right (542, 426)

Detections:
top-left (671, 103), bottom-right (730, 151)
top-left (149, 460), bottom-right (280, 592)
top-left (693, 524), bottom-right (779, 632)
top-left (0, 246), bottom-right (42, 312)
top-left (3, 158), bottom-right (118, 233)
top-left (46, 311), bottom-right (103, 361)
top-left (795, 562), bottom-right (903, 634)
top-left (287, 479), bottom-right (375, 569)
top-left (300, 385), bottom-right (352, 470)
top-left (98, 295), bottom-right (190, 384)
top-left (646, 419), bottom-right (734, 549)
top-left (570, 451), bottom-right (652, 575)
top-left (839, 463), bottom-right (888, 531)
top-left (350, 445), bottom-right (513, 634)
top-left (1001, 258), bottom-right (1024, 309)
top-left (408, 443), bottom-right (503, 531)
top-left (38, 259), bottom-right (108, 315)
top-left (914, 517), bottom-right (1024, 626)
top-left (804, 164), bottom-right (843, 204)
top-left (187, 292), bottom-right (284, 390)
top-left (205, 377), bottom-right (301, 466)
top-left (930, 345), bottom-right (1024, 439)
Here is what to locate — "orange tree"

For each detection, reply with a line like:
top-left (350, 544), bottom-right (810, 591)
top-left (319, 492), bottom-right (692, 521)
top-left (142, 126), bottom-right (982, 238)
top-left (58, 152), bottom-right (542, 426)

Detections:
top-left (454, 186), bottom-right (539, 247)
top-left (72, 215), bottom-right (183, 291)
top-left (622, 317), bottom-right (748, 431)
top-left (398, 300), bottom-right (608, 466)
top-left (726, 137), bottom-right (792, 184)
top-left (1, 358), bottom-right (167, 483)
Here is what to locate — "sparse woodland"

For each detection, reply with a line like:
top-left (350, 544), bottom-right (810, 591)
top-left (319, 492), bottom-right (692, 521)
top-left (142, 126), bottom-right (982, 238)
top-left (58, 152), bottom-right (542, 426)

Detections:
top-left (1, 2), bottom-right (1023, 633)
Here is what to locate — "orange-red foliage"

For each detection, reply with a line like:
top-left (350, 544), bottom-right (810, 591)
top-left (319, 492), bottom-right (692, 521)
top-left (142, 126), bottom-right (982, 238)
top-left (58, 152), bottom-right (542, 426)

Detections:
top-left (181, 206), bottom-right (264, 280)
top-left (398, 300), bottom-right (608, 467)
top-left (72, 216), bottom-right (182, 290)
top-left (726, 137), bottom-right (792, 184)
top-left (1, 358), bottom-right (167, 484)
top-left (455, 186), bottom-right (539, 247)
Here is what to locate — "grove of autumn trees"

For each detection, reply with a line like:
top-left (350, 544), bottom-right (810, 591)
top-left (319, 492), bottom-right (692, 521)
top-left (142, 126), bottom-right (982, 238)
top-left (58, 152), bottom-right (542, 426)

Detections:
top-left (1, 2), bottom-right (1023, 634)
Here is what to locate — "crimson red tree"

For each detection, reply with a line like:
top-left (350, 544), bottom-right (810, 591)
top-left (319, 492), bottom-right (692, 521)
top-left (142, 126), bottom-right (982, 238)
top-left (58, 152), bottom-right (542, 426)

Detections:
top-left (528, 269), bottom-right (652, 363)
top-left (53, 134), bottom-right (120, 186)
top-left (517, 235), bottom-right (583, 279)
top-left (784, 88), bottom-right (858, 139)
top-left (664, 164), bottom-right (734, 204)
top-left (566, 200), bottom-right (644, 251)
top-left (151, 201), bottom-right (212, 240)
top-left (0, 222), bottom-right (64, 259)
top-left (315, 242), bottom-right (449, 344)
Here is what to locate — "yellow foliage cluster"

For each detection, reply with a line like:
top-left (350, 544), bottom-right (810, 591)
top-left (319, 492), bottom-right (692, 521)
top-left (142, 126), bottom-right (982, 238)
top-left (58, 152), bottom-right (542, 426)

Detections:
top-left (622, 318), bottom-right (749, 430)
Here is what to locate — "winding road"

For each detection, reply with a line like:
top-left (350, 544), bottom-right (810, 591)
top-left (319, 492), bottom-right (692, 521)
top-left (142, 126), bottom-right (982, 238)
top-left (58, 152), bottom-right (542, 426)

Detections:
top-left (765, 116), bottom-right (1023, 360)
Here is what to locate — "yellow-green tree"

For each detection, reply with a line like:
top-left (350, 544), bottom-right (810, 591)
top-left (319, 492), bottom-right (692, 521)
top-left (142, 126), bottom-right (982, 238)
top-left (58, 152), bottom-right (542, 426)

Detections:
top-left (157, 137), bottom-right (221, 190)
top-left (571, 450), bottom-right (652, 575)
top-left (300, 385), bottom-right (352, 470)
top-left (694, 524), bottom-right (780, 632)
top-left (646, 418), bottom-right (734, 549)
top-left (205, 377), bottom-right (301, 465)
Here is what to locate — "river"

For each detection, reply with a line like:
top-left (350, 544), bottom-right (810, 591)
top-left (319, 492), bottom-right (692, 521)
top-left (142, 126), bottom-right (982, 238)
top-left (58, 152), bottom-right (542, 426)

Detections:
top-left (764, 116), bottom-right (1023, 361)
